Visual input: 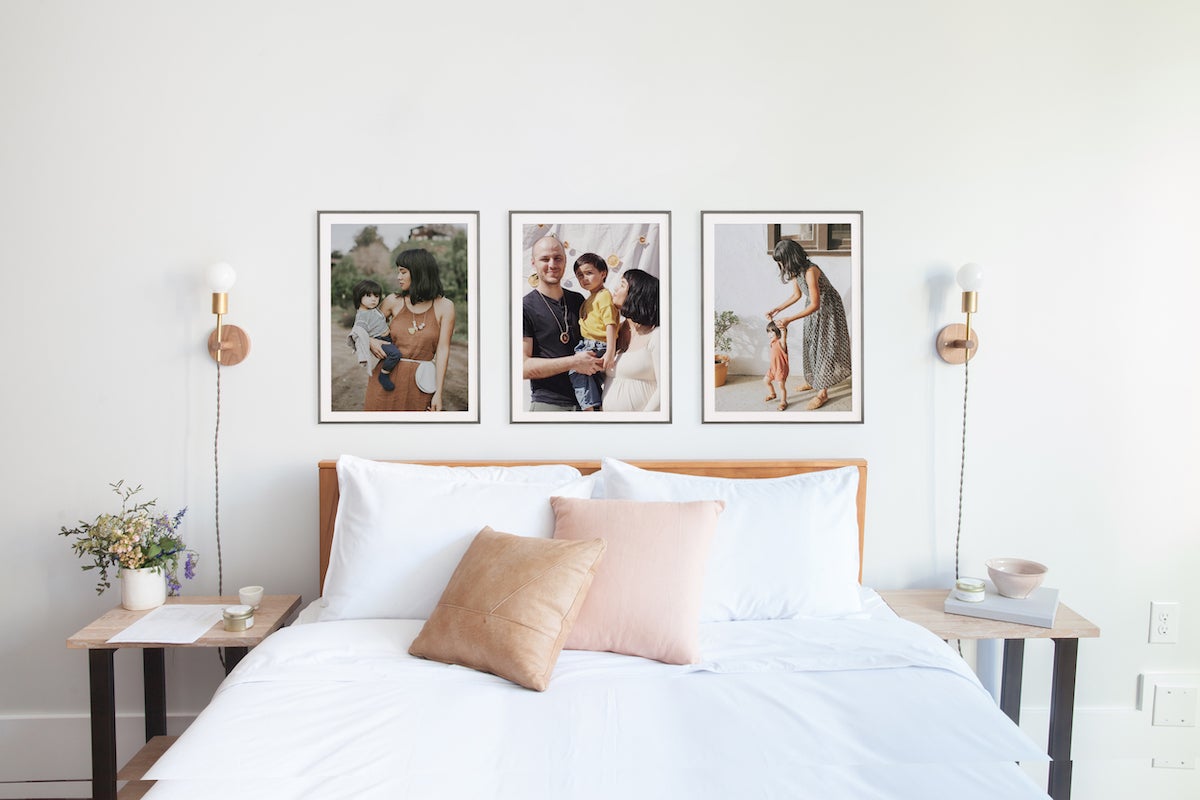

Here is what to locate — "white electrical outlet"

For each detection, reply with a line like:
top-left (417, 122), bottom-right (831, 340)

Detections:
top-left (1152, 757), bottom-right (1195, 769)
top-left (1153, 685), bottom-right (1197, 726)
top-left (1149, 601), bottom-right (1180, 643)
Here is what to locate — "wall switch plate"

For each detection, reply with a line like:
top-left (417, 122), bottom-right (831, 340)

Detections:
top-left (1152, 757), bottom-right (1195, 769)
top-left (1138, 672), bottom-right (1200, 710)
top-left (1149, 601), bottom-right (1180, 643)
top-left (1152, 685), bottom-right (1197, 726)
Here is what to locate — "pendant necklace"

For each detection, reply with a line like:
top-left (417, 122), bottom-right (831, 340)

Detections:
top-left (537, 291), bottom-right (570, 345)
top-left (406, 299), bottom-right (427, 335)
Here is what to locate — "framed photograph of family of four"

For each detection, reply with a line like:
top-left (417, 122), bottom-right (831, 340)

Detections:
top-left (318, 211), bottom-right (479, 423)
top-left (702, 211), bottom-right (863, 423)
top-left (510, 211), bottom-right (671, 423)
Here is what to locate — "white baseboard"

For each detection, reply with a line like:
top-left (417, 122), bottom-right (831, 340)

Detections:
top-left (0, 712), bottom-right (197, 796)
top-left (1016, 706), bottom-right (1200, 799)
top-left (0, 781), bottom-right (92, 799)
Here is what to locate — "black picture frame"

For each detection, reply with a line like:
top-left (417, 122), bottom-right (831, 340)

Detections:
top-left (509, 211), bottom-right (672, 422)
top-left (702, 211), bottom-right (863, 423)
top-left (318, 210), bottom-right (479, 422)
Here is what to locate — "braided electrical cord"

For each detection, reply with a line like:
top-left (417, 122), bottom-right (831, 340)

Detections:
top-left (215, 360), bottom-right (226, 670)
top-left (953, 356), bottom-right (970, 659)
top-left (954, 356), bottom-right (969, 581)
top-left (214, 361), bottom-right (224, 596)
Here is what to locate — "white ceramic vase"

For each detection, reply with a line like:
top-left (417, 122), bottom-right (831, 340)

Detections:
top-left (120, 566), bottom-right (167, 611)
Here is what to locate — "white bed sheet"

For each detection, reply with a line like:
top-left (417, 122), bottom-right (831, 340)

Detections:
top-left (146, 590), bottom-right (1049, 800)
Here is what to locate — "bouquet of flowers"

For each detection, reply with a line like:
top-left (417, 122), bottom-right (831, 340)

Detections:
top-left (59, 480), bottom-right (196, 595)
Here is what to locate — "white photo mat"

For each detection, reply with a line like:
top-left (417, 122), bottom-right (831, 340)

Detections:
top-left (701, 211), bottom-right (863, 423)
top-left (510, 211), bottom-right (672, 423)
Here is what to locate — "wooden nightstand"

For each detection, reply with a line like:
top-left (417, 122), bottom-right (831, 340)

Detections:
top-left (879, 589), bottom-right (1099, 800)
top-left (67, 594), bottom-right (302, 800)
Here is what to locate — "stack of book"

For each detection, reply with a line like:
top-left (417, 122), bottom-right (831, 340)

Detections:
top-left (944, 582), bottom-right (1059, 628)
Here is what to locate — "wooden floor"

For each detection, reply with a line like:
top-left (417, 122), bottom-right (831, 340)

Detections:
top-left (116, 735), bottom-right (176, 798)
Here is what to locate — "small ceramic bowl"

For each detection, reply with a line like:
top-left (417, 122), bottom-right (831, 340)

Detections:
top-left (986, 558), bottom-right (1048, 599)
top-left (238, 585), bottom-right (264, 609)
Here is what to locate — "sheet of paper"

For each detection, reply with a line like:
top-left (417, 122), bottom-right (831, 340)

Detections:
top-left (107, 605), bottom-right (226, 644)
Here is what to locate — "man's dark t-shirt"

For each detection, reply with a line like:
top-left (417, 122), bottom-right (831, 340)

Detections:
top-left (522, 288), bottom-right (585, 408)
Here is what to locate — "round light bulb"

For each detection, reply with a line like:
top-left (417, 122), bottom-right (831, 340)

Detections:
top-left (207, 262), bottom-right (237, 293)
top-left (956, 262), bottom-right (984, 292)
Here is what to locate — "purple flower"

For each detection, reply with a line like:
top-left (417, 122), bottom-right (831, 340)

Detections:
top-left (184, 552), bottom-right (197, 580)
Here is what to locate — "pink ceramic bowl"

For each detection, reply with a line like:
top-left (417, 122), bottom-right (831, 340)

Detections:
top-left (986, 558), bottom-right (1048, 599)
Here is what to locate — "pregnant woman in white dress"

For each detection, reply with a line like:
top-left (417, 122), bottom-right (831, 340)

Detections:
top-left (602, 268), bottom-right (660, 412)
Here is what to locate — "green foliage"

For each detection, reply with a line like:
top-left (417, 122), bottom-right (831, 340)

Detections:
top-left (714, 310), bottom-right (740, 353)
top-left (443, 231), bottom-right (469, 298)
top-left (330, 232), bottom-right (473, 343)
top-left (330, 254), bottom-right (365, 311)
top-left (354, 226), bottom-right (380, 248)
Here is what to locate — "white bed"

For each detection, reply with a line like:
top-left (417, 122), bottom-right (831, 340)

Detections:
top-left (143, 458), bottom-right (1050, 799)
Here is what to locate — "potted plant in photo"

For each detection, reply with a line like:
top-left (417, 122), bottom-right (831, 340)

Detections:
top-left (713, 310), bottom-right (740, 387)
top-left (59, 481), bottom-right (195, 610)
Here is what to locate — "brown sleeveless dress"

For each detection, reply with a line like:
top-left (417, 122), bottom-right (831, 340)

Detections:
top-left (363, 302), bottom-right (439, 412)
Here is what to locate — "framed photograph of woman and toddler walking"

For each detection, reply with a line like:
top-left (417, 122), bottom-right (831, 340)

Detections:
top-left (510, 211), bottom-right (671, 423)
top-left (701, 211), bottom-right (863, 423)
top-left (318, 210), bottom-right (479, 423)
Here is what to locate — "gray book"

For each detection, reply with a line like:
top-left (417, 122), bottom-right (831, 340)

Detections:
top-left (944, 583), bottom-right (1060, 628)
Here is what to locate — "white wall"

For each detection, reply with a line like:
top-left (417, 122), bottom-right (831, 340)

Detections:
top-left (1, 1), bottom-right (1197, 797)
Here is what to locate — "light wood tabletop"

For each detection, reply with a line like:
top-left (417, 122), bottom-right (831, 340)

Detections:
top-left (878, 589), bottom-right (1100, 641)
top-left (67, 594), bottom-right (302, 649)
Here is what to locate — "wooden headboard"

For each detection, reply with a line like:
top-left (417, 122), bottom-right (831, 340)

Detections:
top-left (317, 459), bottom-right (868, 592)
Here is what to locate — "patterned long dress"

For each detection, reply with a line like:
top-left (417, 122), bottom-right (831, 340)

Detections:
top-left (798, 267), bottom-right (852, 391)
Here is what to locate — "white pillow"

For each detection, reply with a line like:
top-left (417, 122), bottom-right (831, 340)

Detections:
top-left (599, 457), bottom-right (862, 621)
top-left (323, 455), bottom-right (594, 621)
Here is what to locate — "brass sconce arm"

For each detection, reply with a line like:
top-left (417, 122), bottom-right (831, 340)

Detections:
top-left (206, 263), bottom-right (250, 365)
top-left (936, 264), bottom-right (982, 364)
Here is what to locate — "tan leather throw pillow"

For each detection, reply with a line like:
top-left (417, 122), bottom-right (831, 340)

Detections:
top-left (409, 526), bottom-right (606, 691)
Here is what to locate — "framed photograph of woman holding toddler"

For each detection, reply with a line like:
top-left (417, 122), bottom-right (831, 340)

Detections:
top-left (318, 210), bottom-right (479, 423)
top-left (701, 211), bottom-right (863, 423)
top-left (510, 211), bottom-right (671, 423)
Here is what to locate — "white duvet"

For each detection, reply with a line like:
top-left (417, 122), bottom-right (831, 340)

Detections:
top-left (145, 597), bottom-right (1049, 799)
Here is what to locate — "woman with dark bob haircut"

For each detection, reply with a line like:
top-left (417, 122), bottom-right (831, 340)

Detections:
top-left (601, 268), bottom-right (661, 412)
top-left (765, 239), bottom-right (851, 410)
top-left (364, 248), bottom-right (456, 412)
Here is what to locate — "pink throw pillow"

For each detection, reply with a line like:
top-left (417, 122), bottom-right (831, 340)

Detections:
top-left (551, 496), bottom-right (723, 664)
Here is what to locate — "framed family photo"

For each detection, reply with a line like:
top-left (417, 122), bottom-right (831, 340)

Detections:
top-left (510, 211), bottom-right (671, 423)
top-left (318, 211), bottom-right (479, 423)
top-left (701, 211), bottom-right (863, 423)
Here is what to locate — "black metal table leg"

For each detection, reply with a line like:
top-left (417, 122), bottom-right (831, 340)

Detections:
top-left (88, 649), bottom-right (117, 800)
top-left (143, 648), bottom-right (167, 740)
top-left (224, 646), bottom-right (249, 675)
top-left (1000, 638), bottom-right (1025, 725)
top-left (1047, 637), bottom-right (1079, 800)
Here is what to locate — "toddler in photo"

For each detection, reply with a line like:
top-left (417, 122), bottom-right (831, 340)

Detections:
top-left (763, 320), bottom-right (789, 411)
top-left (569, 252), bottom-right (617, 410)
top-left (347, 279), bottom-right (403, 391)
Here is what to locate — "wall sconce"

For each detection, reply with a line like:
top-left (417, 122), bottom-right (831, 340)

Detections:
top-left (936, 262), bottom-right (983, 363)
top-left (206, 262), bottom-right (250, 365)
top-left (936, 262), bottom-right (985, 585)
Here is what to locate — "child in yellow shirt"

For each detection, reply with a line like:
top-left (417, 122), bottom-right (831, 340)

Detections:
top-left (569, 252), bottom-right (617, 410)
